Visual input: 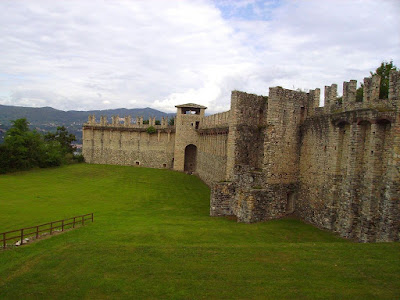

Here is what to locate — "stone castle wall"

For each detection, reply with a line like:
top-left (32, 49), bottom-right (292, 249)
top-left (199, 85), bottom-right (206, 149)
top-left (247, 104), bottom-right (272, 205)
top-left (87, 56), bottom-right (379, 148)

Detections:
top-left (211, 71), bottom-right (400, 242)
top-left (196, 111), bottom-right (230, 185)
top-left (83, 116), bottom-right (175, 168)
top-left (83, 107), bottom-right (230, 185)
top-left (201, 111), bottom-right (230, 129)
top-left (297, 72), bottom-right (400, 242)
top-left (197, 129), bottom-right (228, 186)
top-left (82, 70), bottom-right (400, 242)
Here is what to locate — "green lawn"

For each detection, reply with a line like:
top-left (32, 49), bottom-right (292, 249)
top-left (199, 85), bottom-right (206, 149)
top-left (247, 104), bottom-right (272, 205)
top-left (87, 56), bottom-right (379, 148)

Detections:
top-left (0, 164), bottom-right (399, 299)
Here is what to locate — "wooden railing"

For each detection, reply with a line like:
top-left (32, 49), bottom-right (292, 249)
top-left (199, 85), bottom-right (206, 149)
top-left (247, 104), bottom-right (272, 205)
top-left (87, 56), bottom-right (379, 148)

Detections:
top-left (0, 213), bottom-right (94, 249)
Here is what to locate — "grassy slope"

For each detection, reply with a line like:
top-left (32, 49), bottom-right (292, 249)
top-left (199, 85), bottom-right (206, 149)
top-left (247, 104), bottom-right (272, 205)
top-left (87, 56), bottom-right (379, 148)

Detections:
top-left (0, 164), bottom-right (399, 299)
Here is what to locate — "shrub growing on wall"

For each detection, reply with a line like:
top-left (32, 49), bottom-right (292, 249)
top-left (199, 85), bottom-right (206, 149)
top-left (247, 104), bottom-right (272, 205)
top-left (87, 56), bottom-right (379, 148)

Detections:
top-left (146, 126), bottom-right (156, 134)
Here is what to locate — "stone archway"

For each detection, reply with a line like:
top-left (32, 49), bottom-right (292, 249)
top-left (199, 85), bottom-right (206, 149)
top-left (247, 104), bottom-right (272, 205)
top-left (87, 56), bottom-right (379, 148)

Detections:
top-left (184, 144), bottom-right (197, 173)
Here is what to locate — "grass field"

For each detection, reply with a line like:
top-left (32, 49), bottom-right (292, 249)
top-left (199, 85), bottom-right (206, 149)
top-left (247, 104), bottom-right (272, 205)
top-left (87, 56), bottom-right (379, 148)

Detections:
top-left (0, 164), bottom-right (399, 299)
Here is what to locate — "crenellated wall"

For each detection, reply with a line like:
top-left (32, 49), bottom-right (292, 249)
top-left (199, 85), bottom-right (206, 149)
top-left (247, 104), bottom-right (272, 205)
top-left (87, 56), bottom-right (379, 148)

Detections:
top-left (83, 115), bottom-right (175, 168)
top-left (83, 107), bottom-right (231, 185)
top-left (297, 71), bottom-right (400, 242)
top-left (200, 111), bottom-right (230, 129)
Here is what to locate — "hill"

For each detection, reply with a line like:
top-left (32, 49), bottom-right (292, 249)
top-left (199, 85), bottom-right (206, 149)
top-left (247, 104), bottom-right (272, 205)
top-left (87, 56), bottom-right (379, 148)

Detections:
top-left (0, 104), bottom-right (175, 143)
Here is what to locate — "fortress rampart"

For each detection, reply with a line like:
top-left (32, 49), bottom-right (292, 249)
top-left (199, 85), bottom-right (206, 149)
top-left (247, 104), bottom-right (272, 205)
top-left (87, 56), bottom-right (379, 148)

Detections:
top-left (200, 111), bottom-right (230, 129)
top-left (83, 116), bottom-right (175, 168)
top-left (83, 70), bottom-right (400, 242)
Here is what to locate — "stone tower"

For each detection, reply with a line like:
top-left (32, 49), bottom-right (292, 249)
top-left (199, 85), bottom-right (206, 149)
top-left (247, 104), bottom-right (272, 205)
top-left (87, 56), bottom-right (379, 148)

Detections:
top-left (173, 103), bottom-right (207, 173)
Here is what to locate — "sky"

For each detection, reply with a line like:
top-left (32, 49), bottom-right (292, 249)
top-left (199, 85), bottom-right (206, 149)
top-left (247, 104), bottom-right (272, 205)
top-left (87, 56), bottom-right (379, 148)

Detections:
top-left (0, 0), bottom-right (399, 114)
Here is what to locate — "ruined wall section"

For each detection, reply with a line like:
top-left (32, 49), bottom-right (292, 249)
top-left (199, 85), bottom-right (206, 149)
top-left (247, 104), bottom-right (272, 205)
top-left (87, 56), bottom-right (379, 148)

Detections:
top-left (212, 91), bottom-right (272, 220)
top-left (226, 91), bottom-right (268, 179)
top-left (234, 88), bottom-right (319, 223)
top-left (264, 87), bottom-right (313, 185)
top-left (83, 115), bottom-right (175, 168)
top-left (211, 89), bottom-right (319, 223)
top-left (298, 72), bottom-right (400, 242)
top-left (389, 71), bottom-right (400, 242)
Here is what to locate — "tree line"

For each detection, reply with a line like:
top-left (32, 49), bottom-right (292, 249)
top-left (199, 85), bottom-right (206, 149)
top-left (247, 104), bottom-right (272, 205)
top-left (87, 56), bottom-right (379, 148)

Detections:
top-left (0, 118), bottom-right (83, 174)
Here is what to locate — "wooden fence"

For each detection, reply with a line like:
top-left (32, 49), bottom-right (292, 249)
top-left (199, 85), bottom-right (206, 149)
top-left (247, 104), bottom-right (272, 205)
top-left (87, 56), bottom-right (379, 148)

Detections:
top-left (0, 213), bottom-right (94, 249)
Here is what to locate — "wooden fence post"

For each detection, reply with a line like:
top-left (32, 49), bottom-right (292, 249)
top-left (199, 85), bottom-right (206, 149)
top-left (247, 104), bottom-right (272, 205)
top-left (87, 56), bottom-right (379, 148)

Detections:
top-left (73, 217), bottom-right (76, 228)
top-left (50, 222), bottom-right (53, 235)
top-left (21, 229), bottom-right (24, 245)
top-left (62, 220), bottom-right (64, 232)
top-left (91, 213), bottom-right (94, 222)
top-left (36, 226), bottom-right (39, 239)
top-left (3, 233), bottom-right (5, 249)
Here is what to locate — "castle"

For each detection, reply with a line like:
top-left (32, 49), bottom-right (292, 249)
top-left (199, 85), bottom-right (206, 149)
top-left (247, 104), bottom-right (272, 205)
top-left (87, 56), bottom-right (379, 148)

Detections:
top-left (82, 70), bottom-right (400, 242)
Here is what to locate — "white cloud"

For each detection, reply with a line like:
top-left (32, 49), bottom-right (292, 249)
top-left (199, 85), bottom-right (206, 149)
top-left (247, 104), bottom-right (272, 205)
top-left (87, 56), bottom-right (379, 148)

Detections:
top-left (0, 0), bottom-right (399, 113)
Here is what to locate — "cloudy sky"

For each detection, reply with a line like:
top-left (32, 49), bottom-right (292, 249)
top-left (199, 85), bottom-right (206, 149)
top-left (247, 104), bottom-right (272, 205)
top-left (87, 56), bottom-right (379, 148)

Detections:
top-left (0, 0), bottom-right (399, 113)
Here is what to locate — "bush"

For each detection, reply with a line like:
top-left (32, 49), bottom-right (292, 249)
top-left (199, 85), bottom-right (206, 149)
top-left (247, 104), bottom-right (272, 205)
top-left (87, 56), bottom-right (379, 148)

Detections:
top-left (146, 126), bottom-right (156, 134)
top-left (73, 154), bottom-right (85, 163)
top-left (0, 144), bottom-right (11, 173)
top-left (38, 141), bottom-right (64, 168)
top-left (2, 118), bottom-right (82, 173)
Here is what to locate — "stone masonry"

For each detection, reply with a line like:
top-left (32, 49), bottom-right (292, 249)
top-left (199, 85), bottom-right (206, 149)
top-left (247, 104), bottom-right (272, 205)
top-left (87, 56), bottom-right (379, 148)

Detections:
top-left (82, 70), bottom-right (400, 242)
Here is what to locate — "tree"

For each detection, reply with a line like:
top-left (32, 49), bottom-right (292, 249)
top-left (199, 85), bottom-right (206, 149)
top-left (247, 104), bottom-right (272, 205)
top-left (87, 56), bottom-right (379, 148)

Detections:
top-left (38, 140), bottom-right (64, 167)
top-left (371, 60), bottom-right (397, 99)
top-left (44, 126), bottom-right (76, 155)
top-left (0, 144), bottom-right (11, 173)
top-left (168, 118), bottom-right (175, 126)
top-left (4, 118), bottom-right (44, 170)
top-left (1, 119), bottom-right (80, 173)
top-left (356, 83), bottom-right (364, 102)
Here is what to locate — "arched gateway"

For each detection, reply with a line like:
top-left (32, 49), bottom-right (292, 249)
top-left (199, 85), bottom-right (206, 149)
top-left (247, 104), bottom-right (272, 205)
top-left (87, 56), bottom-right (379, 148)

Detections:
top-left (184, 144), bottom-right (197, 173)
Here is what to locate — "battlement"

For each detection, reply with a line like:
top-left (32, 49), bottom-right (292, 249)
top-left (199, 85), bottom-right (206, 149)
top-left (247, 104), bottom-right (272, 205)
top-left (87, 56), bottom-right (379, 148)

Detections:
top-left (363, 74), bottom-right (381, 103)
top-left (389, 69), bottom-right (400, 100)
top-left (84, 115), bottom-right (175, 130)
top-left (307, 70), bottom-right (400, 116)
top-left (200, 111), bottom-right (230, 129)
top-left (324, 84), bottom-right (338, 111)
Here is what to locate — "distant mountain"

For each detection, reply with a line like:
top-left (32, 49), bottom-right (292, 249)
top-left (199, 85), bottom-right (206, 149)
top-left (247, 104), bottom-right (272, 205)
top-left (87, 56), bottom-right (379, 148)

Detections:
top-left (0, 104), bottom-right (175, 124)
top-left (0, 104), bottom-right (175, 144)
